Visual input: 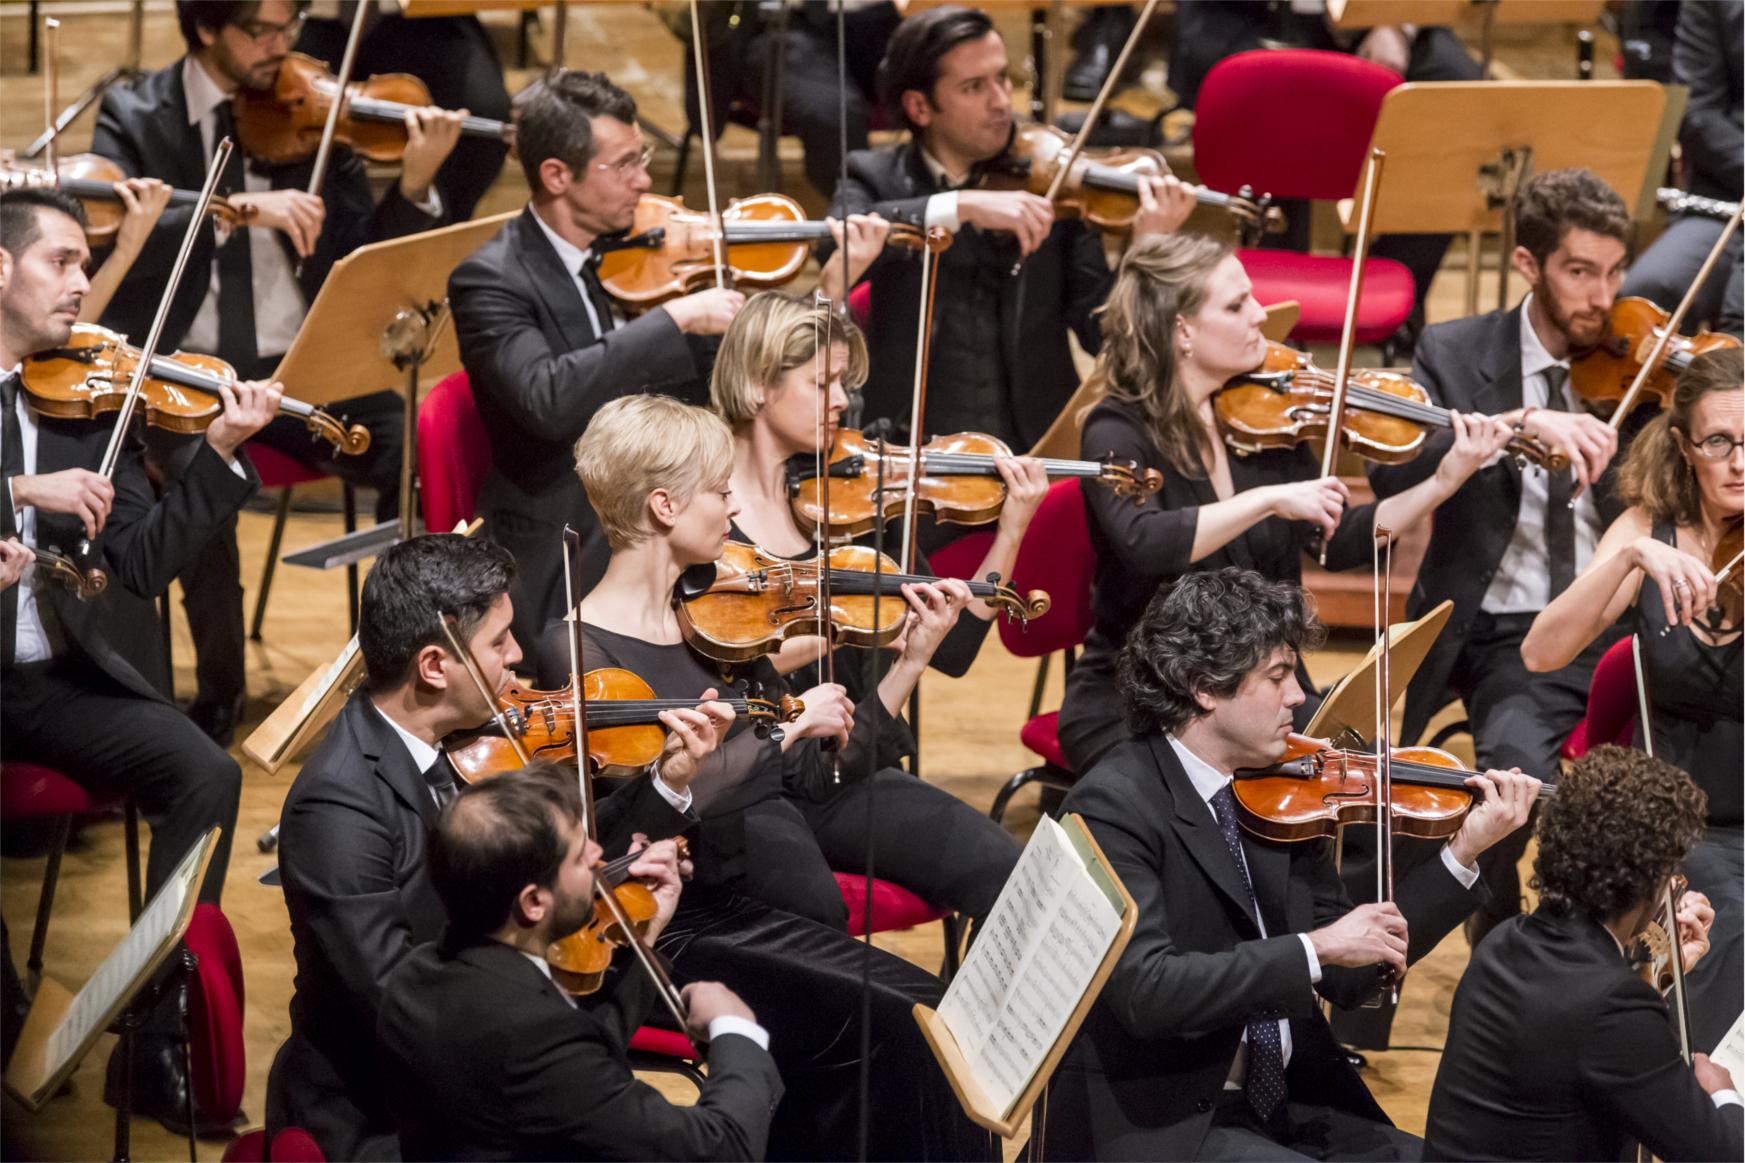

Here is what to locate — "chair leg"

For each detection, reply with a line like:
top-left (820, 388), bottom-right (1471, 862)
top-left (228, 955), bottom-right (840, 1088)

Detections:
top-left (124, 803), bottom-right (143, 922)
top-left (27, 815), bottom-right (74, 992)
top-left (989, 768), bottom-right (1042, 825)
top-left (628, 1052), bottom-right (706, 1091)
top-left (250, 488), bottom-right (293, 642)
top-left (342, 483), bottom-right (359, 634)
top-left (1027, 655), bottom-right (1052, 721)
top-left (158, 591), bottom-right (175, 702)
top-left (940, 914), bottom-right (963, 982)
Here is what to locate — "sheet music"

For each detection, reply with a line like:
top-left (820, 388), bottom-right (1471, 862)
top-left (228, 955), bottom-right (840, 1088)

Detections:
top-left (938, 815), bottom-right (1123, 1115)
top-left (1714, 1010), bottom-right (1745, 1082)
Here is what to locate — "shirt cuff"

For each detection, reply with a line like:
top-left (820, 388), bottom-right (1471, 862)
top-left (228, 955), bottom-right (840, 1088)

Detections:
top-left (708, 1014), bottom-right (770, 1051)
top-left (650, 770), bottom-right (694, 814)
top-left (409, 187), bottom-right (443, 218)
top-left (924, 192), bottom-right (960, 233)
top-left (226, 453), bottom-right (248, 479)
top-left (1440, 843), bottom-right (1482, 890)
top-left (1297, 933), bottom-right (1323, 984)
top-left (1713, 1088), bottom-right (1743, 1109)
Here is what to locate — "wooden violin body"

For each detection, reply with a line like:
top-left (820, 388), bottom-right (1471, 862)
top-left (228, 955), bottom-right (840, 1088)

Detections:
top-left (0, 154), bottom-right (254, 245)
top-left (1233, 733), bottom-right (1487, 843)
top-left (1571, 296), bottom-right (1741, 420)
top-left (547, 839), bottom-right (691, 997)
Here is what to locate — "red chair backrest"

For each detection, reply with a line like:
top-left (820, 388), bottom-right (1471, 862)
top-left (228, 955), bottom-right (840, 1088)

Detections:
top-left (417, 371), bottom-right (493, 534)
top-left (184, 903), bottom-right (246, 1125)
top-left (999, 479), bottom-right (1095, 659)
top-left (1193, 49), bottom-right (1401, 202)
top-left (848, 281), bottom-right (872, 330)
top-left (1576, 635), bottom-right (1640, 753)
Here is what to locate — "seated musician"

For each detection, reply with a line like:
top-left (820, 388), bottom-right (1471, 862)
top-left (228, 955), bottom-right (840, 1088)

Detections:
top-left (1046, 567), bottom-right (1539, 1161)
top-left (1424, 745), bottom-right (1742, 1162)
top-left (819, 4), bottom-right (1196, 449)
top-left (266, 533), bottom-right (725, 1160)
top-left (376, 766), bottom-right (782, 1162)
top-left (449, 67), bottom-right (747, 651)
top-left (544, 375), bottom-right (1022, 934)
top-left (1, 187), bottom-right (279, 1124)
top-left (1058, 231), bottom-right (1514, 776)
top-left (1370, 167), bottom-right (1636, 947)
top-left (1521, 346), bottom-right (1743, 1055)
top-left (91, 0), bottom-right (462, 743)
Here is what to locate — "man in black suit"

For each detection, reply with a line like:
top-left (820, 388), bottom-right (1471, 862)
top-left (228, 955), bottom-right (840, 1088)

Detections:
top-left (1, 187), bottom-right (279, 1121)
top-left (90, 0), bottom-right (460, 741)
top-left (378, 766), bottom-right (782, 1160)
top-left (266, 533), bottom-right (716, 1159)
top-left (1045, 568), bottom-right (1540, 1160)
top-left (450, 68), bottom-right (743, 650)
top-left (1425, 745), bottom-right (1743, 1162)
top-left (1371, 168), bottom-right (1633, 946)
top-left (819, 5), bottom-right (1194, 451)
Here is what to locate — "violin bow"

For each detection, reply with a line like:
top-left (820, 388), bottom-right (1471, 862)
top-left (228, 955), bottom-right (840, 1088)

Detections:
top-left (897, 229), bottom-right (946, 572)
top-left (811, 289), bottom-right (844, 784)
top-left (307, 0), bottom-right (369, 200)
top-left (1317, 146), bottom-right (1385, 566)
top-left (1040, 0), bottom-right (1158, 209)
top-left (42, 18), bottom-right (61, 184)
top-left (687, 0), bottom-right (729, 291)
top-left (1369, 525), bottom-right (1400, 1006)
top-left (438, 613), bottom-right (532, 765)
top-left (562, 525), bottom-right (597, 842)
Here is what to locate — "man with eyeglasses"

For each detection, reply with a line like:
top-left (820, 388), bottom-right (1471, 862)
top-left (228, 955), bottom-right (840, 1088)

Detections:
top-left (87, 0), bottom-right (463, 749)
top-left (449, 68), bottom-right (745, 652)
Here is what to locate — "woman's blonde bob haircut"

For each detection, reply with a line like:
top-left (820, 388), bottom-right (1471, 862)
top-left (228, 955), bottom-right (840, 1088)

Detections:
top-left (1619, 346), bottom-right (1744, 527)
top-left (711, 290), bottom-right (870, 426)
top-left (573, 394), bottom-right (735, 551)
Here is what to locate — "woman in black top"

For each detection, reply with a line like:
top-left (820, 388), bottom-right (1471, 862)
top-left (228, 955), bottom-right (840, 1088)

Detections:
top-left (1524, 347), bottom-right (1743, 1053)
top-left (1060, 233), bottom-right (1515, 775)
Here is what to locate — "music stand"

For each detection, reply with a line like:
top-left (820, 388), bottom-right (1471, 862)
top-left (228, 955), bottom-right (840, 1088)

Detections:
top-left (1305, 599), bottom-right (1453, 748)
top-left (267, 211), bottom-right (513, 571)
top-left (1353, 80), bottom-right (1665, 314)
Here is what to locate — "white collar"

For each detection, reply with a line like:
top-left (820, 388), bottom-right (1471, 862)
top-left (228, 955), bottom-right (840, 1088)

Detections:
top-left (371, 700), bottom-right (443, 775)
top-left (182, 55), bottom-right (231, 128)
top-left (1167, 733), bottom-right (1231, 807)
top-left (1517, 293), bottom-right (1570, 381)
top-left (917, 144), bottom-right (969, 190)
top-left (529, 205), bottom-right (594, 275)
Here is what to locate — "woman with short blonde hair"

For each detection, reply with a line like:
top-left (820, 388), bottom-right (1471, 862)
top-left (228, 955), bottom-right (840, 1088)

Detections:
top-left (574, 393), bottom-right (735, 551)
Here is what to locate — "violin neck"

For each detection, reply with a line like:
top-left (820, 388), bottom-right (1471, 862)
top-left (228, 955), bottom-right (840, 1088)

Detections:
top-left (142, 353), bottom-right (317, 421)
top-left (824, 568), bottom-right (998, 600)
top-left (578, 696), bottom-right (750, 728)
top-left (721, 220), bottom-right (836, 245)
top-left (910, 450), bottom-right (1107, 480)
top-left (346, 94), bottom-right (508, 140)
top-left (58, 176), bottom-right (202, 208)
top-left (1079, 164), bottom-right (1236, 211)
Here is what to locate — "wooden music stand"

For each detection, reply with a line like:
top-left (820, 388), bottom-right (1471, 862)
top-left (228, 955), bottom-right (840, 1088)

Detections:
top-left (1305, 598), bottom-right (1453, 747)
top-left (1352, 81), bottom-right (1664, 314)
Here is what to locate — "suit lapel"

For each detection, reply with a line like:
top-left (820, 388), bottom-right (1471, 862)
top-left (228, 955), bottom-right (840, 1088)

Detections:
top-left (350, 697), bottom-right (441, 830)
top-left (1473, 307), bottom-right (1526, 504)
top-left (513, 207), bottom-right (594, 355)
top-left (1148, 736), bottom-right (1262, 935)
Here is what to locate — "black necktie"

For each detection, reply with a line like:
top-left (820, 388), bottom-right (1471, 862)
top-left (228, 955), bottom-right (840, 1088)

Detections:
top-left (1210, 782), bottom-right (1288, 1130)
top-left (213, 103), bottom-right (258, 367)
top-left (424, 753), bottom-right (460, 810)
top-left (1542, 366), bottom-right (1577, 599)
top-left (3, 372), bottom-right (23, 666)
top-left (577, 258), bottom-right (616, 338)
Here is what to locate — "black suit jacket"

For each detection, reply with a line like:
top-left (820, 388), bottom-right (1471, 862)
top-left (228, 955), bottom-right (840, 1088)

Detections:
top-left (377, 938), bottom-right (782, 1161)
top-left (1424, 909), bottom-right (1744, 1162)
top-left (267, 691), bottom-right (689, 1160)
top-left (1368, 306), bottom-right (1626, 745)
top-left (90, 58), bottom-right (440, 362)
top-left (1045, 735), bottom-right (1484, 1160)
top-left (449, 207), bottom-right (709, 648)
top-left (825, 142), bottom-right (1112, 450)
top-left (1674, 0), bottom-right (1743, 202)
top-left (2, 405), bottom-right (257, 697)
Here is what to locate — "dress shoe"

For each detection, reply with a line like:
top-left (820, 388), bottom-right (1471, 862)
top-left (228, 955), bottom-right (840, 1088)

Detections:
top-left (188, 692), bottom-right (246, 749)
top-left (105, 1031), bottom-right (192, 1127)
top-left (1063, 7), bottom-right (1137, 102)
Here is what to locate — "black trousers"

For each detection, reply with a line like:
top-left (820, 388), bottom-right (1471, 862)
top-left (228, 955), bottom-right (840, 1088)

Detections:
top-left (657, 885), bottom-right (997, 1162)
top-left (1621, 212), bottom-right (1745, 336)
top-left (1197, 1092), bottom-right (1420, 1161)
top-left (735, 770), bottom-right (1020, 931)
top-left (1, 660), bottom-right (239, 906)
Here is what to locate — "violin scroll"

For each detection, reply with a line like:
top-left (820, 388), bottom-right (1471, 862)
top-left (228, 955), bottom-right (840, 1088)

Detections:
top-left (1099, 456), bottom-right (1164, 503)
top-left (980, 571), bottom-right (1052, 627)
top-left (304, 410), bottom-right (373, 456)
top-left (35, 546), bottom-right (107, 601)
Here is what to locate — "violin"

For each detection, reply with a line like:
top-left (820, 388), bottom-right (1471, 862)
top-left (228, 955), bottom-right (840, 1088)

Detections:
top-left (1232, 732), bottom-right (1552, 844)
top-left (977, 123), bottom-right (1285, 243)
top-left (0, 154), bottom-right (256, 245)
top-left (1706, 516), bottom-right (1743, 629)
top-left (785, 428), bottom-right (1163, 538)
top-left (1217, 341), bottom-right (1568, 469)
top-left (1571, 296), bottom-right (1741, 421)
top-left (444, 668), bottom-right (802, 783)
top-left (596, 192), bottom-right (943, 306)
top-left (546, 837), bottom-right (691, 996)
top-left (676, 540), bottom-right (1051, 664)
top-left (1629, 874), bottom-right (1693, 995)
top-left (232, 52), bottom-right (510, 167)
top-left (33, 544), bottom-right (106, 600)
top-left (21, 324), bottom-right (369, 455)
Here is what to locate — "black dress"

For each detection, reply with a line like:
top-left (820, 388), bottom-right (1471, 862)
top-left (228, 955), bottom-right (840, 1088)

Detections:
top-left (1635, 517), bottom-right (1743, 1053)
top-left (1058, 398), bottom-right (1377, 774)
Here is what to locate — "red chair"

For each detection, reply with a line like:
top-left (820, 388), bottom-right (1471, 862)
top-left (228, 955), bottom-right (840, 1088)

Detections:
top-left (184, 903), bottom-right (247, 1129)
top-left (221, 1128), bottom-right (326, 1163)
top-left (628, 1025), bottom-right (707, 1090)
top-left (1561, 636), bottom-right (1640, 760)
top-left (1192, 50), bottom-right (1414, 347)
top-left (1, 762), bottom-right (140, 990)
top-left (417, 371), bottom-right (494, 533)
top-left (847, 281), bottom-right (872, 331)
top-left (245, 445), bottom-right (357, 641)
top-left (835, 871), bottom-right (962, 978)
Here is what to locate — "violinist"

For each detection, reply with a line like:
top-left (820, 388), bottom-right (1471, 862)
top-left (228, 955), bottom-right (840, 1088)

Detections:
top-left (1521, 346), bottom-right (1743, 1054)
top-left (376, 767), bottom-right (781, 1162)
top-left (1370, 168), bottom-right (1635, 948)
top-left (1, 186), bottom-right (279, 1127)
top-left (450, 67), bottom-right (746, 652)
top-left (1046, 567), bottom-right (1539, 1161)
top-left (1058, 233), bottom-right (1514, 776)
top-left (1424, 746), bottom-right (1740, 1163)
top-left (267, 534), bottom-right (727, 1160)
top-left (820, 4), bottom-right (1196, 448)
top-left (91, 0), bottom-right (463, 744)
top-left (73, 177), bottom-right (171, 325)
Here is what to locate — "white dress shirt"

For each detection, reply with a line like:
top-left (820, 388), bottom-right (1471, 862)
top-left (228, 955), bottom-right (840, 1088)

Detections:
top-left (1481, 294), bottom-right (1604, 614)
top-left (528, 208), bottom-right (620, 336)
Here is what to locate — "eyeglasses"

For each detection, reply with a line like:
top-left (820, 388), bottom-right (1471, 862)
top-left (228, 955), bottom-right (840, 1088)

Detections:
top-left (590, 144), bottom-right (655, 180)
top-left (1686, 433), bottom-right (1745, 460)
top-left (235, 12), bottom-right (307, 46)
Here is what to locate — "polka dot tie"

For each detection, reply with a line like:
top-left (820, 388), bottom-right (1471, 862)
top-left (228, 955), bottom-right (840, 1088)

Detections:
top-left (1211, 783), bottom-right (1288, 1129)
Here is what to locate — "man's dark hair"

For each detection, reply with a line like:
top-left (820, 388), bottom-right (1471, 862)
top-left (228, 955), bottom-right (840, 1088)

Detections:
top-left (1533, 745), bottom-right (1706, 923)
top-left (1514, 168), bottom-right (1632, 267)
top-left (876, 5), bottom-right (997, 134)
top-left (1119, 567), bottom-right (1325, 737)
top-left (357, 534), bottom-right (516, 692)
top-left (0, 188), bottom-right (88, 256)
top-left (428, 761), bottom-right (584, 941)
top-left (175, 1), bottom-right (310, 54)
top-left (514, 69), bottom-right (638, 189)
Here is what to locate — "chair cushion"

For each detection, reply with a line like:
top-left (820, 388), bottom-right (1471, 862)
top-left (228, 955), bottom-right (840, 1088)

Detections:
top-left (927, 531), bottom-right (996, 583)
top-left (243, 445), bottom-right (330, 490)
top-left (1237, 249), bottom-right (1415, 345)
top-left (269, 1129), bottom-right (327, 1163)
top-left (0, 762), bottom-right (103, 819)
top-left (184, 904), bottom-right (247, 1125)
top-left (629, 1025), bottom-right (699, 1060)
top-left (833, 872), bottom-right (949, 937)
top-left (1019, 711), bottom-right (1068, 770)
top-left (221, 1130), bottom-right (267, 1163)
